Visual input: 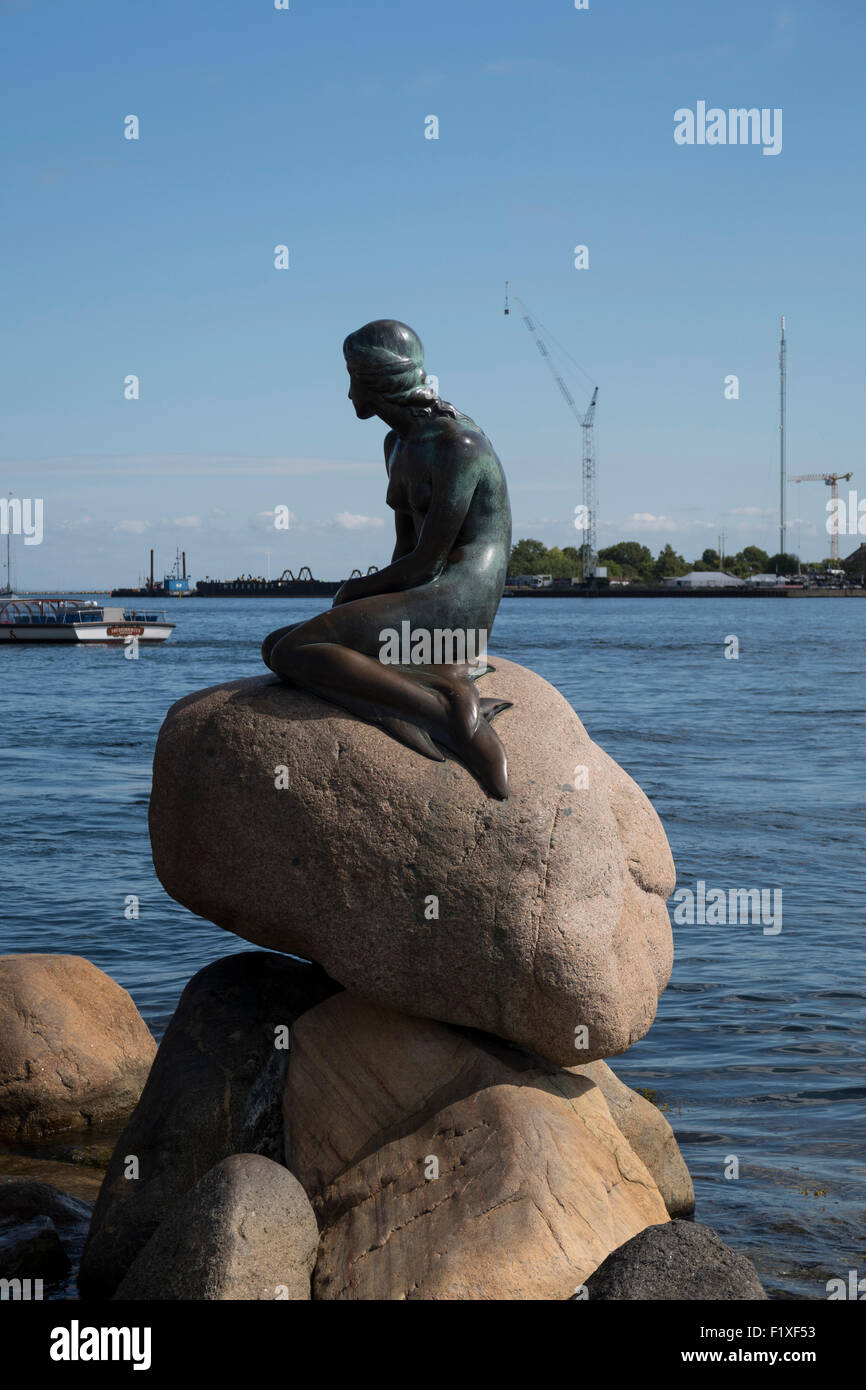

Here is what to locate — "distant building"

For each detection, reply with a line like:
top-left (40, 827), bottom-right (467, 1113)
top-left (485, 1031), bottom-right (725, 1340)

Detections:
top-left (664, 571), bottom-right (745, 589)
top-left (842, 544), bottom-right (866, 579)
top-left (746, 573), bottom-right (785, 587)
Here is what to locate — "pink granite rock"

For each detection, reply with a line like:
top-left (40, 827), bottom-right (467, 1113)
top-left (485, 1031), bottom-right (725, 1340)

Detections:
top-left (149, 658), bottom-right (675, 1065)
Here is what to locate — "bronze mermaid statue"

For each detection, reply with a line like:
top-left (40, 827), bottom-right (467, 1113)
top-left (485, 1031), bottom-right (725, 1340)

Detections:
top-left (262, 319), bottom-right (513, 799)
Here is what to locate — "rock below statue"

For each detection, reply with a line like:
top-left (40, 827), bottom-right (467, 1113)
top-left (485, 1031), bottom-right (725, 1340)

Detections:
top-left (149, 658), bottom-right (675, 1067)
top-left (281, 994), bottom-right (669, 1300)
top-left (581, 1220), bottom-right (767, 1301)
top-left (113, 1154), bottom-right (318, 1301)
top-left (573, 1061), bottom-right (694, 1219)
top-left (79, 952), bottom-right (338, 1300)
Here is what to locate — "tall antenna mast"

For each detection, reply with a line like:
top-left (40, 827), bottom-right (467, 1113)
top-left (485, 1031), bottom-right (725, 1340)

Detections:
top-left (582, 388), bottom-right (599, 577)
top-left (779, 315), bottom-right (786, 557)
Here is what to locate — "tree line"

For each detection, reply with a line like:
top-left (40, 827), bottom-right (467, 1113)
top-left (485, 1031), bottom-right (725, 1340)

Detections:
top-left (507, 539), bottom-right (808, 582)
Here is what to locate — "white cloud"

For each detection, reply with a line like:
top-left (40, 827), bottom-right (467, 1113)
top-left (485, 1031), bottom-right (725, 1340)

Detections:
top-left (58, 514), bottom-right (93, 531)
top-left (627, 512), bottom-right (680, 531)
top-left (619, 514), bottom-right (720, 534)
top-left (114, 519), bottom-right (151, 534)
top-left (334, 511), bottom-right (385, 530)
top-left (162, 515), bottom-right (202, 528)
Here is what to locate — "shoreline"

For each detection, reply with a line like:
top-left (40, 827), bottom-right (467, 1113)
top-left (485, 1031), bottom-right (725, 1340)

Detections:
top-left (503, 585), bottom-right (866, 598)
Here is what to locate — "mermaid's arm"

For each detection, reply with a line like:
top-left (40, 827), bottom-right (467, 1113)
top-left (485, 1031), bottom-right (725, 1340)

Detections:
top-left (387, 430), bottom-right (416, 561)
top-left (392, 510), bottom-right (416, 562)
top-left (333, 437), bottom-right (481, 605)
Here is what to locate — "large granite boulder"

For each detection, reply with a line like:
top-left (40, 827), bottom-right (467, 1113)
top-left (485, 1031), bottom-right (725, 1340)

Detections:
top-left (573, 1061), bottom-right (694, 1218)
top-left (79, 951), bottom-right (338, 1300)
top-left (0, 955), bottom-right (156, 1142)
top-left (580, 1220), bottom-right (767, 1300)
top-left (284, 994), bottom-right (670, 1300)
top-left (114, 1155), bottom-right (318, 1301)
top-left (149, 659), bottom-right (675, 1067)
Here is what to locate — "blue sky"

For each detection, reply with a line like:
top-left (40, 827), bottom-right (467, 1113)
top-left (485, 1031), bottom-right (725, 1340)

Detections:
top-left (2, 0), bottom-right (864, 587)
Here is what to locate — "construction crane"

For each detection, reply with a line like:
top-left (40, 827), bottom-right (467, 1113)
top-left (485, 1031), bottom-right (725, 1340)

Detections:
top-left (790, 472), bottom-right (853, 564)
top-left (505, 282), bottom-right (599, 580)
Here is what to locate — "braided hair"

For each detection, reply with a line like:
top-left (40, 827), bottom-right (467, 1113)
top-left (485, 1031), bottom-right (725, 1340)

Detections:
top-left (343, 320), bottom-right (459, 419)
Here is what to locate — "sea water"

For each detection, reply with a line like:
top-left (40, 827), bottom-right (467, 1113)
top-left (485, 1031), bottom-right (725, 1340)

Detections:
top-left (1, 595), bottom-right (863, 1299)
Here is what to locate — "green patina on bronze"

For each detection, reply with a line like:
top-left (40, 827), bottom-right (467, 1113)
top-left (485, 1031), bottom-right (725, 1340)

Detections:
top-left (262, 320), bottom-right (513, 798)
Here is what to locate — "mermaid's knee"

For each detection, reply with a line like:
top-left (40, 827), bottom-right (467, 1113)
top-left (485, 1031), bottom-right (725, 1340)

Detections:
top-left (262, 622), bottom-right (304, 667)
top-left (266, 631), bottom-right (299, 677)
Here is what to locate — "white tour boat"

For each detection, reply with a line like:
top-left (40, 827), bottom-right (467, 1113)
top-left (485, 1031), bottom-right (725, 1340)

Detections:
top-left (0, 597), bottom-right (175, 645)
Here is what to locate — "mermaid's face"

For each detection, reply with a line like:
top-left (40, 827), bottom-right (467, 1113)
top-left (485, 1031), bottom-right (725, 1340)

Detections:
top-left (347, 367), bottom-right (377, 419)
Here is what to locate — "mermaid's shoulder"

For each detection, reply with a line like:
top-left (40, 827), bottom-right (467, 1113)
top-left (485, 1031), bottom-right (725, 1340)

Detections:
top-left (427, 411), bottom-right (491, 457)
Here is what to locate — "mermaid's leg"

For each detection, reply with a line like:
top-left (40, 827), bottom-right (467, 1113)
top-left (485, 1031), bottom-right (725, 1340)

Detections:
top-left (262, 621), bottom-right (305, 668)
top-left (263, 584), bottom-right (511, 797)
top-left (479, 696), bottom-right (513, 721)
top-left (268, 635), bottom-right (510, 799)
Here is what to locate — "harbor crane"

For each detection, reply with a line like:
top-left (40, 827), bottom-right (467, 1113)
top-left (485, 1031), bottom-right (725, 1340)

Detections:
top-left (505, 282), bottom-right (599, 580)
top-left (790, 472), bottom-right (853, 564)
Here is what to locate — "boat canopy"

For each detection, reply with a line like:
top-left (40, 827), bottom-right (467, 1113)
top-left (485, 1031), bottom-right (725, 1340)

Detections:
top-left (0, 598), bottom-right (166, 624)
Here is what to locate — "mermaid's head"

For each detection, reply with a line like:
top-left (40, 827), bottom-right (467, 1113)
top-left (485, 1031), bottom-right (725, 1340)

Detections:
top-left (343, 320), bottom-right (456, 420)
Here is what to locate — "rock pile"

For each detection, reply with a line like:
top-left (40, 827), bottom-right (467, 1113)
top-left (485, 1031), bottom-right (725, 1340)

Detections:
top-left (7, 657), bottom-right (765, 1299)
